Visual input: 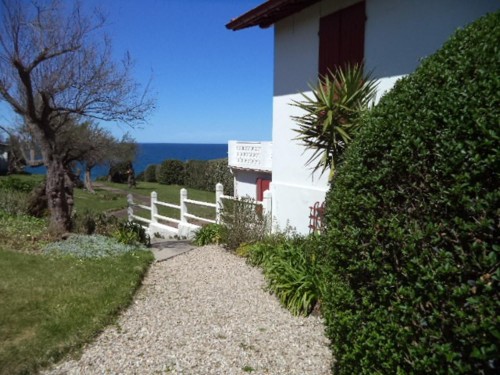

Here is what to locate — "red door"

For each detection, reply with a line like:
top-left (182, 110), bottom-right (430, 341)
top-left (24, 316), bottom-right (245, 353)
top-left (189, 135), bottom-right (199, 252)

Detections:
top-left (256, 178), bottom-right (271, 201)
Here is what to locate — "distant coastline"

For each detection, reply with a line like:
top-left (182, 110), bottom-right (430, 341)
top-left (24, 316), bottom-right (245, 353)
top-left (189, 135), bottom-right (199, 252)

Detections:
top-left (25, 143), bottom-right (228, 180)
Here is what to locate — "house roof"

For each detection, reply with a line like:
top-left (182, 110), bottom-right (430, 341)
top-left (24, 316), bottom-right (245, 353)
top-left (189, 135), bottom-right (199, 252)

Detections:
top-left (226, 0), bottom-right (321, 31)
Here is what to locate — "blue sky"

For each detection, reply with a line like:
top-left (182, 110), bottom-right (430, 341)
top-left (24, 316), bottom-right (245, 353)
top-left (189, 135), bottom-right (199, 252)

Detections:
top-left (0, 0), bottom-right (274, 144)
top-left (97, 0), bottom-right (274, 143)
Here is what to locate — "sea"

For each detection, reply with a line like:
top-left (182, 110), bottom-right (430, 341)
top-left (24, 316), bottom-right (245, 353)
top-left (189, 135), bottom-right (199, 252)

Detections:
top-left (25, 143), bottom-right (228, 180)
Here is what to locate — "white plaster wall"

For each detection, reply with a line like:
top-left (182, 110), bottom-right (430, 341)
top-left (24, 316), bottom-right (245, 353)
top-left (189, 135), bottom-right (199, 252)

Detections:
top-left (364, 0), bottom-right (499, 80)
top-left (233, 169), bottom-right (272, 200)
top-left (271, 0), bottom-right (498, 233)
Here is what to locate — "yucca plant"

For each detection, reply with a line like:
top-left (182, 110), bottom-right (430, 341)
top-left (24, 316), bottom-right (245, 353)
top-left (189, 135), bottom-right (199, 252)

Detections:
top-left (292, 64), bottom-right (378, 180)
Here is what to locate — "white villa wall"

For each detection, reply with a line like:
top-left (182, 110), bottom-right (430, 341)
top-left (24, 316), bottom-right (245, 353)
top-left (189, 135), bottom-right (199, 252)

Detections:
top-left (233, 169), bottom-right (272, 200)
top-left (271, 0), bottom-right (497, 233)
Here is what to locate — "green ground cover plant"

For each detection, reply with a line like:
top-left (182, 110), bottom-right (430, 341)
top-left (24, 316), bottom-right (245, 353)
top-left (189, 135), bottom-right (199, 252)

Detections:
top-left (0, 175), bottom-right (44, 216)
top-left (193, 223), bottom-right (223, 246)
top-left (322, 12), bottom-right (499, 374)
top-left (0, 210), bottom-right (50, 253)
top-left (241, 233), bottom-right (326, 316)
top-left (0, 246), bottom-right (152, 375)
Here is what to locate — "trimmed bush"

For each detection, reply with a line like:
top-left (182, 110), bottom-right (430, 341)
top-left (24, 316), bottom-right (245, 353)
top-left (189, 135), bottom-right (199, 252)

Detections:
top-left (157, 159), bottom-right (185, 185)
top-left (206, 158), bottom-right (233, 195)
top-left (184, 160), bottom-right (209, 190)
top-left (322, 12), bottom-right (499, 375)
top-left (143, 164), bottom-right (158, 182)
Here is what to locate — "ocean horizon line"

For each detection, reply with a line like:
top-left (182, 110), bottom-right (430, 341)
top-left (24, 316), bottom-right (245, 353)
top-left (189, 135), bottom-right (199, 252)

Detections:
top-left (25, 143), bottom-right (229, 179)
top-left (137, 142), bottom-right (227, 144)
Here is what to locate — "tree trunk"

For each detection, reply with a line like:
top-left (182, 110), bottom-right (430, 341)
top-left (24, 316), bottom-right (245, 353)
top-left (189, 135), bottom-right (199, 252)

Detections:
top-left (45, 158), bottom-right (74, 235)
top-left (84, 165), bottom-right (95, 193)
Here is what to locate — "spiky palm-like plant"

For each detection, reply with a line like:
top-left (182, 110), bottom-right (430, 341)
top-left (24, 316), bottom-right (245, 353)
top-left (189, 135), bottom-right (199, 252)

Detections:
top-left (292, 64), bottom-right (378, 181)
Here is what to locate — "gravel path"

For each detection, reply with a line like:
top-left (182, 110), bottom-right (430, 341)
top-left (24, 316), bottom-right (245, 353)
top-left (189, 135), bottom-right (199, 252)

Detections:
top-left (44, 245), bottom-right (332, 374)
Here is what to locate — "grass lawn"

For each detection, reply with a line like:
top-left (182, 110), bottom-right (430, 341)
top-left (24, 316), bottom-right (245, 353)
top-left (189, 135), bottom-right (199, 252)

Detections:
top-left (0, 212), bottom-right (154, 375)
top-left (0, 175), bottom-right (216, 221)
top-left (73, 186), bottom-right (127, 213)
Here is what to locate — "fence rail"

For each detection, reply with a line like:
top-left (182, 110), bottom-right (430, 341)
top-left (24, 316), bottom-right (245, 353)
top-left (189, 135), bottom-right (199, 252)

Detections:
top-left (127, 183), bottom-right (271, 239)
top-left (155, 201), bottom-right (180, 209)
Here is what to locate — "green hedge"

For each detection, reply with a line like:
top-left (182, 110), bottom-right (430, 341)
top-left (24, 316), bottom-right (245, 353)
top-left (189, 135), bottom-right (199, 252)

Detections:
top-left (157, 159), bottom-right (185, 185)
top-left (184, 160), bottom-right (208, 190)
top-left (322, 12), bottom-right (499, 375)
top-left (153, 158), bottom-right (233, 194)
top-left (143, 164), bottom-right (158, 182)
top-left (206, 158), bottom-right (233, 196)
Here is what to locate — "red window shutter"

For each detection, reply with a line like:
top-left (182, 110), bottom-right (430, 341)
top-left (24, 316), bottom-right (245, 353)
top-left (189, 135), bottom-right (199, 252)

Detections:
top-left (319, 11), bottom-right (341, 77)
top-left (340, 1), bottom-right (365, 67)
top-left (319, 1), bottom-right (365, 77)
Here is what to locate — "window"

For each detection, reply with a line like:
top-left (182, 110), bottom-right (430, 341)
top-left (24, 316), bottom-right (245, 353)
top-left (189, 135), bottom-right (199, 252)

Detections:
top-left (318, 1), bottom-right (366, 77)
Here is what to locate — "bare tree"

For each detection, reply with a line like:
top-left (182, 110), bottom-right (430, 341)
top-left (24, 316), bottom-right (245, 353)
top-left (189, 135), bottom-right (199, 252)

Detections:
top-left (0, 0), bottom-right (153, 234)
top-left (1, 123), bottom-right (45, 167)
top-left (76, 124), bottom-right (134, 193)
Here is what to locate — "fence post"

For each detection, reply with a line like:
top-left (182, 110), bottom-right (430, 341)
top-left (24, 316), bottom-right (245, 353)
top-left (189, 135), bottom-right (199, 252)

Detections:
top-left (180, 188), bottom-right (188, 223)
top-left (127, 193), bottom-right (134, 222)
top-left (263, 189), bottom-right (272, 216)
top-left (151, 191), bottom-right (158, 223)
top-left (215, 183), bottom-right (223, 224)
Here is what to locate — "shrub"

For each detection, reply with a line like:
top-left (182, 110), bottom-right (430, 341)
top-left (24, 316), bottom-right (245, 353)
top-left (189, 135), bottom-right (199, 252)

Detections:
top-left (0, 176), bottom-right (39, 192)
top-left (220, 197), bottom-right (268, 250)
top-left (143, 164), bottom-right (158, 182)
top-left (0, 188), bottom-right (30, 216)
top-left (113, 221), bottom-right (151, 247)
top-left (107, 161), bottom-right (130, 183)
top-left (0, 177), bottom-right (47, 217)
top-left (184, 160), bottom-right (209, 190)
top-left (206, 158), bottom-right (234, 195)
top-left (193, 223), bottom-right (223, 246)
top-left (135, 170), bottom-right (144, 181)
top-left (322, 12), bottom-right (499, 375)
top-left (157, 159), bottom-right (185, 185)
top-left (72, 209), bottom-right (119, 236)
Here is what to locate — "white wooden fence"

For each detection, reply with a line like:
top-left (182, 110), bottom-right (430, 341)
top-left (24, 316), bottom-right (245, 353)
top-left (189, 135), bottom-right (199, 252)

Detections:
top-left (127, 183), bottom-right (272, 239)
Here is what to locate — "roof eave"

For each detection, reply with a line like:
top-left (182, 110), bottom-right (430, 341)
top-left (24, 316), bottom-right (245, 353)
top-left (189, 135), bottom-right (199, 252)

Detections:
top-left (226, 0), bottom-right (321, 31)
